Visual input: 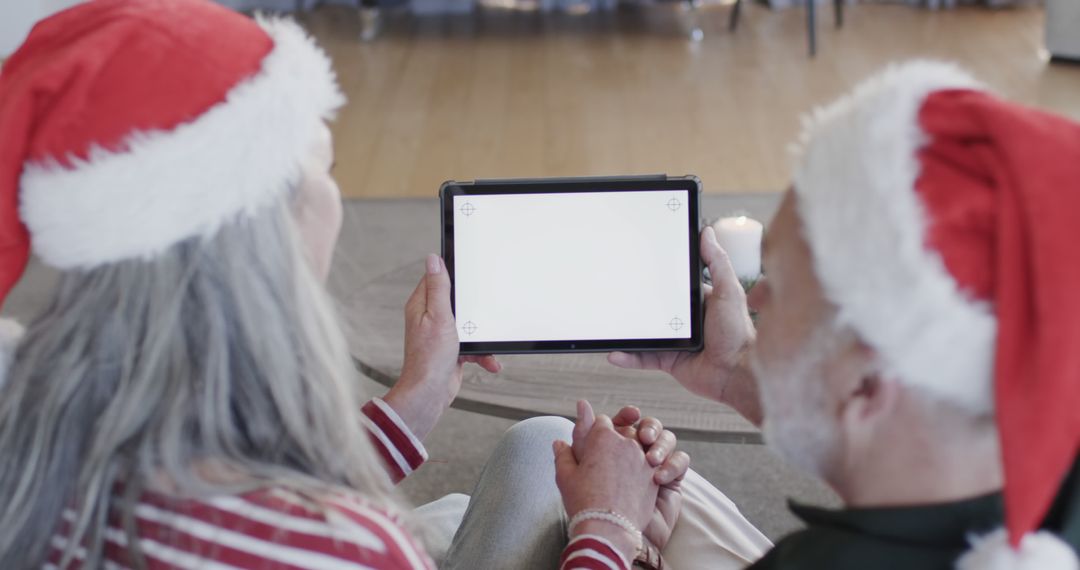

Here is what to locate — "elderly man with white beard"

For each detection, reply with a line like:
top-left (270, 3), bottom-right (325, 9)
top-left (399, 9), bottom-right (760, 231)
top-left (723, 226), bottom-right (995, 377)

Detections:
top-left (540, 60), bottom-right (1080, 570)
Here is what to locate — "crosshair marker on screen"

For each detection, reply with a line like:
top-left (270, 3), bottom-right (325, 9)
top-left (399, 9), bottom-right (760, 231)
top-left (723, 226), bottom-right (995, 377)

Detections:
top-left (462, 321), bottom-right (478, 335)
top-left (460, 202), bottom-right (477, 216)
top-left (669, 317), bottom-right (684, 331)
top-left (666, 197), bottom-right (682, 212)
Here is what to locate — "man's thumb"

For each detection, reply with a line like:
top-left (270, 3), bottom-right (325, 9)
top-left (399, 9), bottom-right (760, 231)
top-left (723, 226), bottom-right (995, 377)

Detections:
top-left (702, 226), bottom-right (743, 301)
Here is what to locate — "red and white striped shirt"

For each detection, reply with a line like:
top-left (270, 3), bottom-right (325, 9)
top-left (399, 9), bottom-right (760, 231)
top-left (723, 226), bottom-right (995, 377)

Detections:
top-left (46, 398), bottom-right (433, 570)
top-left (46, 397), bottom-right (628, 570)
top-left (561, 534), bottom-right (632, 570)
top-left (360, 398), bottom-right (427, 484)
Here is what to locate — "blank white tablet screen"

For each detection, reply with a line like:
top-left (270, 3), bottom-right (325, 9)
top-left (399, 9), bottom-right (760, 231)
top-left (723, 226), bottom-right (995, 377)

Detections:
top-left (452, 190), bottom-right (691, 342)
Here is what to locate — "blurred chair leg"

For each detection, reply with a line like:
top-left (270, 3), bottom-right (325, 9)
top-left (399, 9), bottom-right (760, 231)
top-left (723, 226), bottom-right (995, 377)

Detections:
top-left (682, 0), bottom-right (704, 42)
top-left (728, 0), bottom-right (742, 32)
top-left (807, 0), bottom-right (816, 56)
top-left (359, 0), bottom-right (381, 41)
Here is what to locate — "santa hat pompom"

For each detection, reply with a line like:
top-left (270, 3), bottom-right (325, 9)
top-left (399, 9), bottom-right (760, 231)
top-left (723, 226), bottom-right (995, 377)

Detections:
top-left (957, 528), bottom-right (1079, 570)
top-left (0, 318), bottom-right (24, 388)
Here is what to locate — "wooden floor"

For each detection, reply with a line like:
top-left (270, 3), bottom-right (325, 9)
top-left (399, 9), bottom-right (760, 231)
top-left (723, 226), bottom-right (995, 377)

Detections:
top-left (302, 2), bottom-right (1079, 198)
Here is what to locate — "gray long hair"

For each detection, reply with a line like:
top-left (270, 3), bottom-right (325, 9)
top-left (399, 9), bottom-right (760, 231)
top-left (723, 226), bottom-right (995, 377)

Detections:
top-left (0, 197), bottom-right (399, 568)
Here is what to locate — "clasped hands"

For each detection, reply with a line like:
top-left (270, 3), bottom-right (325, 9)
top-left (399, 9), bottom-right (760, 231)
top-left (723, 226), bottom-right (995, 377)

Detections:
top-left (554, 400), bottom-right (690, 563)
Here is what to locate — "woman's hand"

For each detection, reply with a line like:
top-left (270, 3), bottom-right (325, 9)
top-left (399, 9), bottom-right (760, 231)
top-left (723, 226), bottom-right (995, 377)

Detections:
top-left (608, 227), bottom-right (764, 424)
top-left (571, 401), bottom-right (689, 550)
top-left (383, 254), bottom-right (500, 441)
top-left (554, 414), bottom-right (660, 562)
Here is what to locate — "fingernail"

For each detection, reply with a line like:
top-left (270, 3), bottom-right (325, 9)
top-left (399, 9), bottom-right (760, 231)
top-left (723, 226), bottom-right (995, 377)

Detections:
top-left (657, 468), bottom-right (669, 480)
top-left (426, 254), bottom-right (441, 274)
top-left (641, 428), bottom-right (656, 441)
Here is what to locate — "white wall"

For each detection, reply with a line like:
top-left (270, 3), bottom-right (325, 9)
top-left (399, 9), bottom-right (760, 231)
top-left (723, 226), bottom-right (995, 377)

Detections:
top-left (0, 1), bottom-right (41, 58)
top-left (1046, 0), bottom-right (1080, 59)
top-left (40, 0), bottom-right (85, 11)
top-left (1, 0), bottom-right (84, 58)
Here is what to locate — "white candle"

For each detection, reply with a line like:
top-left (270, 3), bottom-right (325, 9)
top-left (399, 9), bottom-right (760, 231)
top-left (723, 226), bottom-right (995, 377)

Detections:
top-left (712, 216), bottom-right (763, 281)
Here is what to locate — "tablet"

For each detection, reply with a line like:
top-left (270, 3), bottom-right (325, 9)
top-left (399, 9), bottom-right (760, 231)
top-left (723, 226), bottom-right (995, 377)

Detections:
top-left (441, 175), bottom-right (703, 354)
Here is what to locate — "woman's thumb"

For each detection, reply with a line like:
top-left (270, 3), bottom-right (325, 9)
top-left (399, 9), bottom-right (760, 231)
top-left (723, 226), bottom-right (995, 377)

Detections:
top-left (553, 440), bottom-right (576, 469)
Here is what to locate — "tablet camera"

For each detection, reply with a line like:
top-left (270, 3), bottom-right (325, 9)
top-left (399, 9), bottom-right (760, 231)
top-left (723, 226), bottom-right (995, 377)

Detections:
top-left (462, 321), bottom-right (478, 335)
top-left (669, 317), bottom-right (685, 331)
top-left (666, 197), bottom-right (682, 212)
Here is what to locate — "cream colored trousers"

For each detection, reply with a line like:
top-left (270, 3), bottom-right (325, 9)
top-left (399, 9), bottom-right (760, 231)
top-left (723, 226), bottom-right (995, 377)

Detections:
top-left (663, 469), bottom-right (773, 569)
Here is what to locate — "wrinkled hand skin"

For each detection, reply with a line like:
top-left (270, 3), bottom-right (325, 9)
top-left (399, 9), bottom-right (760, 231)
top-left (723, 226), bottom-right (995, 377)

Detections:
top-left (608, 226), bottom-right (762, 425)
top-left (384, 254), bottom-right (500, 441)
top-left (562, 401), bottom-right (691, 556)
top-left (555, 413), bottom-right (659, 560)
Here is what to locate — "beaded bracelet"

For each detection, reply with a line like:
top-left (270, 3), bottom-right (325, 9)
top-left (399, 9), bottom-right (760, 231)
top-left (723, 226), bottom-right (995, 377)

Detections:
top-left (567, 508), bottom-right (643, 550)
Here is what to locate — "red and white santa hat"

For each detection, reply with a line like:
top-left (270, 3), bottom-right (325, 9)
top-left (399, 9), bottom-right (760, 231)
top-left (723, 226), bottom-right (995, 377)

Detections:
top-left (0, 0), bottom-right (343, 361)
top-left (793, 60), bottom-right (1080, 568)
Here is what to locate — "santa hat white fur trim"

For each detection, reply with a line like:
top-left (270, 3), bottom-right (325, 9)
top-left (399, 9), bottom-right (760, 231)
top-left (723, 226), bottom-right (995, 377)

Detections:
top-left (18, 16), bottom-right (344, 270)
top-left (791, 60), bottom-right (997, 413)
top-left (957, 528), bottom-right (1079, 570)
top-left (0, 318), bottom-right (24, 389)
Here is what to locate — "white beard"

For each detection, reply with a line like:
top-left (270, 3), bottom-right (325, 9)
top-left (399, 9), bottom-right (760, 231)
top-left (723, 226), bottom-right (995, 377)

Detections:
top-left (752, 330), bottom-right (843, 479)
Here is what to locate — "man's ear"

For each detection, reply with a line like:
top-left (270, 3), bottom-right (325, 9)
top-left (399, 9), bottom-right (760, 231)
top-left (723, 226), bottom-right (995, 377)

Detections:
top-left (845, 375), bottom-right (894, 417)
top-left (834, 370), bottom-right (899, 484)
top-left (836, 340), bottom-right (899, 435)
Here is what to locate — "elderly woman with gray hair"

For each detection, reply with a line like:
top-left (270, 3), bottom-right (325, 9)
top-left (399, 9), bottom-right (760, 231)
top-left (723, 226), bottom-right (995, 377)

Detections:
top-left (0, 1), bottom-right (696, 569)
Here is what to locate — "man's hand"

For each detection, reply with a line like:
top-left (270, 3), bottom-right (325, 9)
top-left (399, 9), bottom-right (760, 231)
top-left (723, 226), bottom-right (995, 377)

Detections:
top-left (608, 227), bottom-right (762, 423)
top-left (571, 401), bottom-right (689, 550)
top-left (383, 254), bottom-right (500, 441)
top-left (555, 415), bottom-right (660, 562)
